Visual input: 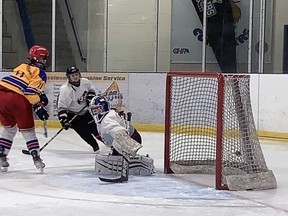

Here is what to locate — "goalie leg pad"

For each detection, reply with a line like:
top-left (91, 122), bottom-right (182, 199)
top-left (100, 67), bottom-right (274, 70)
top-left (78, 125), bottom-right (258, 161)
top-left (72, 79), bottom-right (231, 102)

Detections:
top-left (112, 130), bottom-right (143, 156)
top-left (95, 154), bottom-right (155, 176)
top-left (95, 154), bottom-right (123, 176)
top-left (129, 155), bottom-right (155, 176)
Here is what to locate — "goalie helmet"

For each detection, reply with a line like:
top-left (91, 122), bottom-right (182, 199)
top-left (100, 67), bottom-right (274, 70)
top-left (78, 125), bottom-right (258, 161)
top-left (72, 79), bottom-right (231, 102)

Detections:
top-left (66, 66), bottom-right (81, 87)
top-left (28, 45), bottom-right (49, 69)
top-left (90, 96), bottom-right (110, 116)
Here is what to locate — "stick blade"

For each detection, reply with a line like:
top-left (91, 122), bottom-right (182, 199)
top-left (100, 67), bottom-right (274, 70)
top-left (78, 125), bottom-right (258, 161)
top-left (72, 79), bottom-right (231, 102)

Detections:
top-left (22, 150), bottom-right (30, 155)
top-left (99, 175), bottom-right (128, 183)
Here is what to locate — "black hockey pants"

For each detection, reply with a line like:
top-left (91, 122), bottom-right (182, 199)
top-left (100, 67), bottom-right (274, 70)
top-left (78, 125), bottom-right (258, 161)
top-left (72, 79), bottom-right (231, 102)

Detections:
top-left (68, 111), bottom-right (100, 151)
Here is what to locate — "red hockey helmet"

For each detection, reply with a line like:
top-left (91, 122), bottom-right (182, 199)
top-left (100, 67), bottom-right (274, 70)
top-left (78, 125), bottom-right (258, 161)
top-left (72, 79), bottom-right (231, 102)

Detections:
top-left (28, 45), bottom-right (49, 61)
top-left (28, 45), bottom-right (49, 68)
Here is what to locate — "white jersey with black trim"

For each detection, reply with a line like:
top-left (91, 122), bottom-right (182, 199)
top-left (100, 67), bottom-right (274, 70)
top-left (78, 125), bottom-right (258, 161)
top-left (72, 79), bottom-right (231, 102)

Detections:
top-left (57, 78), bottom-right (95, 114)
top-left (94, 109), bottom-right (134, 147)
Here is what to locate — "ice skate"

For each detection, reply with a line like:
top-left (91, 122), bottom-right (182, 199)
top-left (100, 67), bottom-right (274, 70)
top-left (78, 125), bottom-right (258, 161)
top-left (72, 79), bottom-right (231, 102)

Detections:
top-left (31, 150), bottom-right (45, 174)
top-left (0, 149), bottom-right (9, 172)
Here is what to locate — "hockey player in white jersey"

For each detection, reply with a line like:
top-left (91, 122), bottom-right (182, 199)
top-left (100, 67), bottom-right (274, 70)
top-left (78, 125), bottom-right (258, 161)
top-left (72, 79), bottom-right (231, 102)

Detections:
top-left (57, 66), bottom-right (101, 152)
top-left (89, 96), bottom-right (154, 177)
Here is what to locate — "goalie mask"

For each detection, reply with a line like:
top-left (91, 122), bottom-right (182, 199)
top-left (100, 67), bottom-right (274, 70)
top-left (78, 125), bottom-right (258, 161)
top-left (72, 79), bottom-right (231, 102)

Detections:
top-left (66, 66), bottom-right (81, 87)
top-left (90, 96), bottom-right (111, 117)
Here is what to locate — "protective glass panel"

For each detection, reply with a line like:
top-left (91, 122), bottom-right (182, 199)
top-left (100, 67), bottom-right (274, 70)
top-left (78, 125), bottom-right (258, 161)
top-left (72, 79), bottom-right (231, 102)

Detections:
top-left (105, 0), bottom-right (158, 72)
top-left (171, 0), bottom-right (205, 72)
top-left (55, 0), bottom-right (81, 71)
top-left (55, 0), bottom-right (159, 72)
top-left (24, 0), bottom-right (52, 70)
top-left (171, 0), bottom-right (274, 74)
top-left (2, 0), bottom-right (28, 70)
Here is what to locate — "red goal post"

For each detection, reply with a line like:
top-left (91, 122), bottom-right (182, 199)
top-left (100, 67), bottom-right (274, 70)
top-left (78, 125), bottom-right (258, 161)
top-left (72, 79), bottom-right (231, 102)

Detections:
top-left (164, 72), bottom-right (277, 190)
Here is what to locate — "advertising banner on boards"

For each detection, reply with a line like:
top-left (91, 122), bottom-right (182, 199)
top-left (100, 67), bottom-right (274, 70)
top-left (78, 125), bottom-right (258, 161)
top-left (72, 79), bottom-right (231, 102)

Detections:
top-left (45, 72), bottom-right (128, 119)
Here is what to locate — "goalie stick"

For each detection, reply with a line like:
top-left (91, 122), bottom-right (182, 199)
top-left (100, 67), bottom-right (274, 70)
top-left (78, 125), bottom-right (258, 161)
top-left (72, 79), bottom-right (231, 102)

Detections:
top-left (99, 112), bottom-right (132, 183)
top-left (22, 106), bottom-right (87, 155)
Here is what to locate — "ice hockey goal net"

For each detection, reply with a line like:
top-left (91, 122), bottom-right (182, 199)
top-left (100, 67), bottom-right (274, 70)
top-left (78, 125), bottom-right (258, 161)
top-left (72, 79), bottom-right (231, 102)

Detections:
top-left (164, 72), bottom-right (277, 190)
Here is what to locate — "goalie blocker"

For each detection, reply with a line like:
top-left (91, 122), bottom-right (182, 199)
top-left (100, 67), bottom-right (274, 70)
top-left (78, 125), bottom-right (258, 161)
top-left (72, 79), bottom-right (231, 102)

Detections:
top-left (95, 154), bottom-right (155, 176)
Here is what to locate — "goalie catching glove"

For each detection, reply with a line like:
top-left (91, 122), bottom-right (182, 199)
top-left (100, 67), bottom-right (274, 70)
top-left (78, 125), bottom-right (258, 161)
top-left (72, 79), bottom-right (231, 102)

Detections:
top-left (33, 102), bottom-right (49, 121)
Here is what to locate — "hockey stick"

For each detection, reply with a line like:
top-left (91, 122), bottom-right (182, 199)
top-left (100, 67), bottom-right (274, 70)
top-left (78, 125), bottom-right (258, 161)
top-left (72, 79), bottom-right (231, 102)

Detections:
top-left (126, 112), bottom-right (132, 131)
top-left (22, 106), bottom-right (87, 155)
top-left (99, 112), bottom-right (132, 183)
top-left (43, 119), bottom-right (48, 138)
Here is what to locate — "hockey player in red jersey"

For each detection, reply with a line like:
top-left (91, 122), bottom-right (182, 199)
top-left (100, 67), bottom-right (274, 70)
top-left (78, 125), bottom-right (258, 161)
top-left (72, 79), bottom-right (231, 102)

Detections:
top-left (0, 45), bottom-right (49, 172)
top-left (57, 66), bottom-right (101, 152)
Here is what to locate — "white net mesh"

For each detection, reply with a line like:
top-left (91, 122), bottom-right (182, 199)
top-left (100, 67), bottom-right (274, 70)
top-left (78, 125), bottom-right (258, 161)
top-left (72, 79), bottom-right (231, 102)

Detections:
top-left (165, 72), bottom-right (277, 190)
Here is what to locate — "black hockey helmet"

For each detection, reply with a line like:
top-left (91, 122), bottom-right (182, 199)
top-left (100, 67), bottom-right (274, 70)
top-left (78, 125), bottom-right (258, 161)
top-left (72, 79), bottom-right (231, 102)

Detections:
top-left (66, 66), bottom-right (81, 86)
top-left (66, 66), bottom-right (79, 76)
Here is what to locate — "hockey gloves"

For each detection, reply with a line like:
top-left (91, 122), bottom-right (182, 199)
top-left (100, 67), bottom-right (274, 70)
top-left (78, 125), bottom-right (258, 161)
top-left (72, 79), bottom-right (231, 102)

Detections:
top-left (59, 116), bottom-right (70, 130)
top-left (117, 110), bottom-right (126, 119)
top-left (85, 90), bottom-right (96, 106)
top-left (39, 93), bottom-right (49, 106)
top-left (33, 102), bottom-right (49, 121)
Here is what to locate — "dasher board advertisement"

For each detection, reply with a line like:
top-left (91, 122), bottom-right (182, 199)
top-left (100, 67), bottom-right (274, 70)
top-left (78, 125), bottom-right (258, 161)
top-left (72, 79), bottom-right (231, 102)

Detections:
top-left (45, 72), bottom-right (128, 119)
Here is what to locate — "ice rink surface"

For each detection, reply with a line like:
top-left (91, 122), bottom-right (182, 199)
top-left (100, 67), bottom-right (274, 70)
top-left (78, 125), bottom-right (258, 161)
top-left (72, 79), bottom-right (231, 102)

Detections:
top-left (0, 128), bottom-right (288, 216)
